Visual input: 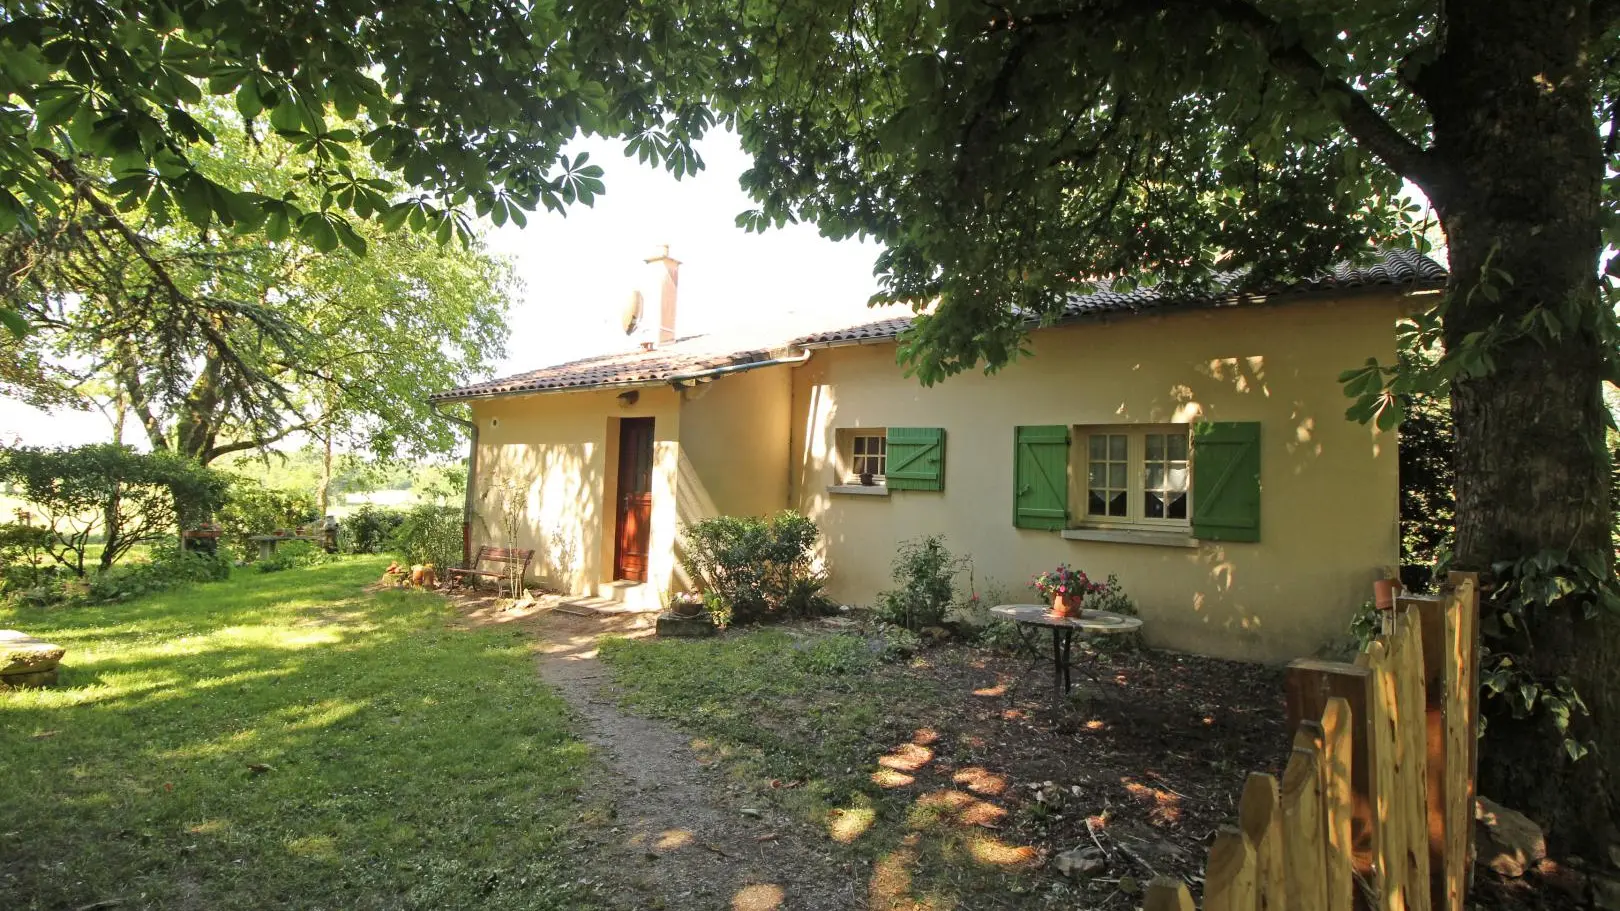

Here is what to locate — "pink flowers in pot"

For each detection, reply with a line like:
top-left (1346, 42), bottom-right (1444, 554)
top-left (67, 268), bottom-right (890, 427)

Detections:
top-left (1030, 563), bottom-right (1106, 602)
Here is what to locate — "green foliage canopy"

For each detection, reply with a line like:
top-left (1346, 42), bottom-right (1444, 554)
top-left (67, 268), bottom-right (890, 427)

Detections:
top-left (0, 443), bottom-right (227, 574)
top-left (0, 0), bottom-right (713, 264)
top-left (2, 115), bottom-right (514, 461)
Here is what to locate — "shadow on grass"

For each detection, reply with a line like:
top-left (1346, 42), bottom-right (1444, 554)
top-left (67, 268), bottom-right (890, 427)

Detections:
top-left (1, 557), bottom-right (600, 911)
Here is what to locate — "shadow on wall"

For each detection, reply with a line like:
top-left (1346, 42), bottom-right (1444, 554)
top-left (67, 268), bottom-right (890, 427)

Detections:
top-left (791, 320), bottom-right (1391, 656)
top-left (477, 442), bottom-right (603, 593)
top-left (670, 450), bottom-right (718, 594)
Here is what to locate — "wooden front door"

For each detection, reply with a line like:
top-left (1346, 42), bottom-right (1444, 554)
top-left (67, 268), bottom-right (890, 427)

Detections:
top-left (613, 418), bottom-right (655, 582)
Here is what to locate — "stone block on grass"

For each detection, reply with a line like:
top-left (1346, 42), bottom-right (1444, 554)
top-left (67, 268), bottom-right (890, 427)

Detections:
top-left (1, 630), bottom-right (65, 688)
top-left (655, 612), bottom-right (716, 638)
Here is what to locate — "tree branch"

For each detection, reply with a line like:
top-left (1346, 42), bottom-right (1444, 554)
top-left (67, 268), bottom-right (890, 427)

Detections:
top-left (996, 0), bottom-right (1440, 190)
top-left (1198, 0), bottom-right (1441, 191)
top-left (34, 149), bottom-right (297, 409)
top-left (201, 417), bottom-right (324, 464)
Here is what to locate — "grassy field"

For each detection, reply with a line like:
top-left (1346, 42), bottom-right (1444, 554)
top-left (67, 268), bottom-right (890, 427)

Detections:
top-left (1, 557), bottom-right (598, 911)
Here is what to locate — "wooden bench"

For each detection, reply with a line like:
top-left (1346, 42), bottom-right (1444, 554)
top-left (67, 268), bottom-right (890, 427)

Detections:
top-left (446, 546), bottom-right (534, 593)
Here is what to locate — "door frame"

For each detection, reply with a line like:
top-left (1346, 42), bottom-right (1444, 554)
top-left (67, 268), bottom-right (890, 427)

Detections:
top-left (611, 417), bottom-right (655, 583)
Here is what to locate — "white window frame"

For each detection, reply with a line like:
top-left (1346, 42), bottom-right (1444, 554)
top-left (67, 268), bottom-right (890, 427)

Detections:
top-left (839, 428), bottom-right (888, 486)
top-left (1073, 425), bottom-right (1191, 529)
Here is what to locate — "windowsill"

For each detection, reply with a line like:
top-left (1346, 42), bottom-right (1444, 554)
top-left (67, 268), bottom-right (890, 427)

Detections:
top-left (1061, 526), bottom-right (1198, 548)
top-left (827, 484), bottom-right (889, 497)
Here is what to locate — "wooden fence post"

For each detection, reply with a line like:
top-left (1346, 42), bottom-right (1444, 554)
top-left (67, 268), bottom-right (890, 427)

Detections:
top-left (1437, 574), bottom-right (1479, 911)
top-left (1240, 772), bottom-right (1284, 911)
top-left (1145, 876), bottom-right (1197, 911)
top-left (1401, 590), bottom-right (1449, 911)
top-left (1367, 607), bottom-right (1433, 911)
top-left (1203, 826), bottom-right (1257, 911)
top-left (1319, 697), bottom-right (1356, 911)
top-left (1283, 734), bottom-right (1329, 911)
top-left (1285, 657), bottom-right (1375, 884)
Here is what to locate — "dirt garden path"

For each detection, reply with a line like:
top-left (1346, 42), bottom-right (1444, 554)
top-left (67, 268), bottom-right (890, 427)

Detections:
top-left (452, 598), bottom-right (861, 911)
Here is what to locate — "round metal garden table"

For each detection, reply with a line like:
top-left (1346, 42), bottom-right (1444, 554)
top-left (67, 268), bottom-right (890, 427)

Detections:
top-left (990, 605), bottom-right (1143, 694)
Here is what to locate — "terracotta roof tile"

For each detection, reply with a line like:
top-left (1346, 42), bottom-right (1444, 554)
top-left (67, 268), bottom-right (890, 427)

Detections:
top-left (794, 249), bottom-right (1447, 348)
top-left (431, 346), bottom-right (775, 401)
top-left (437, 250), bottom-right (1446, 401)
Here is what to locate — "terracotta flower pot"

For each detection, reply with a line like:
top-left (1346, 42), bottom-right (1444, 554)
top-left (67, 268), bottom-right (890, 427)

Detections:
top-left (1373, 577), bottom-right (1400, 611)
top-left (1049, 593), bottom-right (1082, 618)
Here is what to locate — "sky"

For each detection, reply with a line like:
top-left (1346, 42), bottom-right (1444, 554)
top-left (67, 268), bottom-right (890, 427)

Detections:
top-left (0, 131), bottom-right (893, 448)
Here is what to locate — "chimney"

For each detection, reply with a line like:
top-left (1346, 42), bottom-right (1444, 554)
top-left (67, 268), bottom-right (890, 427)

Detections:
top-left (637, 245), bottom-right (679, 349)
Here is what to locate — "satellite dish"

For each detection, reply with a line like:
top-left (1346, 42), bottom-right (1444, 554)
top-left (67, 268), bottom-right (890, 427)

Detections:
top-left (621, 289), bottom-right (643, 335)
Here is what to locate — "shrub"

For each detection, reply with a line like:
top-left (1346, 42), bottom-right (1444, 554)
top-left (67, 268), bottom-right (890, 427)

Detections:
top-left (1087, 573), bottom-right (1137, 616)
top-left (0, 445), bottom-right (228, 574)
top-left (1399, 391), bottom-right (1454, 592)
top-left (255, 539), bottom-right (329, 573)
top-left (877, 625), bottom-right (924, 662)
top-left (343, 505), bottom-right (406, 554)
top-left (216, 478), bottom-right (319, 560)
top-left (88, 545), bottom-right (231, 598)
top-left (874, 535), bottom-right (970, 631)
top-left (678, 511), bottom-right (829, 627)
top-left (1083, 573), bottom-right (1141, 651)
top-left (9, 543), bottom-right (231, 607)
top-left (390, 504), bottom-right (463, 571)
top-left (0, 521), bottom-right (54, 593)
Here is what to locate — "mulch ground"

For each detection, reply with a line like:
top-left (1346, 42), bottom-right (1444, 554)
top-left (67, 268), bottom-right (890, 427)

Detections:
top-left (890, 635), bottom-right (1563, 909)
top-left (878, 637), bottom-right (1290, 902)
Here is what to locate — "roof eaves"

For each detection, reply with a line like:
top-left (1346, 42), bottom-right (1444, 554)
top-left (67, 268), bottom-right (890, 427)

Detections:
top-left (427, 348), bottom-right (796, 404)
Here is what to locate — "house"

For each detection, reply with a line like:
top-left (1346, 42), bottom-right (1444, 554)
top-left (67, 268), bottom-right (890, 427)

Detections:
top-left (430, 247), bottom-right (1447, 662)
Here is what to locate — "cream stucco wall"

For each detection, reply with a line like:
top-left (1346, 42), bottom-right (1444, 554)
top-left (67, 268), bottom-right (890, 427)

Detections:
top-left (676, 365), bottom-right (794, 523)
top-left (790, 294), bottom-right (1407, 663)
top-left (467, 365), bottom-right (794, 608)
top-left (471, 387), bottom-right (683, 605)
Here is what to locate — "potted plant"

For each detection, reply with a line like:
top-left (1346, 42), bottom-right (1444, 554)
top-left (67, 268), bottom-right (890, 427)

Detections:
top-left (859, 471), bottom-right (876, 487)
top-left (669, 590), bottom-right (706, 618)
top-left (1031, 563), bottom-right (1105, 618)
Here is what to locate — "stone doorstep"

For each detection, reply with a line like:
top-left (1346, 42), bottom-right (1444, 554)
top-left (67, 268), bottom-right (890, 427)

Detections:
top-left (0, 630), bottom-right (65, 676)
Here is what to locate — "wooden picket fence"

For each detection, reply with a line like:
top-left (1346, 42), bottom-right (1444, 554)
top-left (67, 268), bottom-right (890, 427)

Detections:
top-left (1145, 572), bottom-right (1481, 911)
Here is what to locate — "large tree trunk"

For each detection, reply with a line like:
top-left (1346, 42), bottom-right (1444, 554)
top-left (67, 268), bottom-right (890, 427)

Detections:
top-left (1420, 0), bottom-right (1619, 849)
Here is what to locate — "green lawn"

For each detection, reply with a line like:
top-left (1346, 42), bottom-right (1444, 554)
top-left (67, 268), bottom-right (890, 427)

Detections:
top-left (1, 557), bottom-right (597, 911)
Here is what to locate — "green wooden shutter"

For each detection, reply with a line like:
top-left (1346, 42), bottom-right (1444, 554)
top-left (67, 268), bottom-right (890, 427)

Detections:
top-left (886, 427), bottom-right (946, 491)
top-left (1014, 425), bottom-right (1069, 529)
top-left (1191, 422), bottom-right (1262, 542)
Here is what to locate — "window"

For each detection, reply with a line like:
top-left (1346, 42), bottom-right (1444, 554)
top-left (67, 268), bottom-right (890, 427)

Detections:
top-left (831, 427), bottom-right (946, 493)
top-left (1015, 421), bottom-right (1259, 541)
top-left (845, 429), bottom-right (887, 483)
top-left (1086, 434), bottom-right (1129, 517)
top-left (1080, 426), bottom-right (1190, 527)
top-left (1143, 432), bottom-right (1190, 520)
